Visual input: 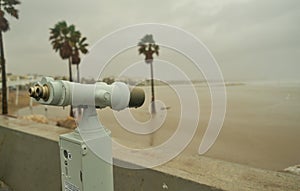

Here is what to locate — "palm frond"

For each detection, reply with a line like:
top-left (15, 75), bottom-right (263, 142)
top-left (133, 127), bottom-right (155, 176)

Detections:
top-left (0, 0), bottom-right (20, 32)
top-left (56, 21), bottom-right (67, 28)
top-left (49, 28), bottom-right (60, 40)
top-left (82, 43), bottom-right (88, 47)
top-left (4, 6), bottom-right (19, 19)
top-left (79, 37), bottom-right (87, 45)
top-left (154, 44), bottom-right (159, 56)
top-left (138, 45), bottom-right (146, 55)
top-left (3, 0), bottom-right (21, 6)
top-left (68, 25), bottom-right (75, 33)
top-left (79, 46), bottom-right (88, 54)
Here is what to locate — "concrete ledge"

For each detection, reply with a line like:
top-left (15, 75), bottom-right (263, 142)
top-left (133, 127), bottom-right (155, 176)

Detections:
top-left (0, 116), bottom-right (299, 191)
top-left (0, 118), bottom-right (64, 191)
top-left (113, 162), bottom-right (220, 191)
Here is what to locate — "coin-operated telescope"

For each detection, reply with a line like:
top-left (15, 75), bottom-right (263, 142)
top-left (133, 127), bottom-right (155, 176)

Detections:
top-left (28, 77), bottom-right (145, 110)
top-left (29, 77), bottom-right (145, 191)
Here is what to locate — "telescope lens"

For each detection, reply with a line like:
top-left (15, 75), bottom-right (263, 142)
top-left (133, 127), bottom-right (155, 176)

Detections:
top-left (129, 87), bottom-right (145, 108)
top-left (28, 87), bottom-right (35, 97)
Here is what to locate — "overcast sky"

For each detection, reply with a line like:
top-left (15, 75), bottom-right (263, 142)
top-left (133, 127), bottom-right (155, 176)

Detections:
top-left (3, 0), bottom-right (300, 81)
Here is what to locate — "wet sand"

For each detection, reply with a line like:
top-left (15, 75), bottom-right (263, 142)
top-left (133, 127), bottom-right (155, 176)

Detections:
top-left (16, 82), bottom-right (300, 170)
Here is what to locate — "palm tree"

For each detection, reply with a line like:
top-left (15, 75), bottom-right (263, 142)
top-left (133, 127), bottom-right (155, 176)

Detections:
top-left (49, 21), bottom-right (88, 116)
top-left (138, 34), bottom-right (159, 114)
top-left (69, 31), bottom-right (88, 82)
top-left (49, 21), bottom-right (88, 82)
top-left (0, 0), bottom-right (20, 115)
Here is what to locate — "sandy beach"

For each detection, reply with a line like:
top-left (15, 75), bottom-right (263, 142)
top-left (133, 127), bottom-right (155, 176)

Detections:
top-left (15, 82), bottom-right (300, 171)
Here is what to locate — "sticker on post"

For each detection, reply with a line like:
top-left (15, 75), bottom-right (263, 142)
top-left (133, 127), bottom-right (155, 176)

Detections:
top-left (65, 181), bottom-right (80, 191)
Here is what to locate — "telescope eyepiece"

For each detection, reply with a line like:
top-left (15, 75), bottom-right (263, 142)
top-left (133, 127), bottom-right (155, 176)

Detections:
top-left (28, 87), bottom-right (35, 97)
top-left (28, 84), bottom-right (50, 101)
top-left (129, 87), bottom-right (145, 108)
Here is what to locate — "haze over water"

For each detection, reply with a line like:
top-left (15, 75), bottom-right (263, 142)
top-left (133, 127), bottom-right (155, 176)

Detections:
top-left (17, 81), bottom-right (300, 170)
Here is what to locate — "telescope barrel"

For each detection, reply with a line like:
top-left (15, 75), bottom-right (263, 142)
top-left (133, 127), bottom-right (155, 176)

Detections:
top-left (28, 77), bottom-right (145, 110)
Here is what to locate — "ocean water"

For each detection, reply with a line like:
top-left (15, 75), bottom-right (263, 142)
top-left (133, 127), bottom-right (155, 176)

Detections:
top-left (17, 82), bottom-right (300, 170)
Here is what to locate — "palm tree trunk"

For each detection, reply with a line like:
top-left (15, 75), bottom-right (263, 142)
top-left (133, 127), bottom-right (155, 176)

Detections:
top-left (0, 31), bottom-right (8, 115)
top-left (68, 58), bottom-right (73, 82)
top-left (149, 61), bottom-right (156, 146)
top-left (76, 64), bottom-right (80, 82)
top-left (68, 58), bottom-right (74, 117)
top-left (150, 61), bottom-right (156, 114)
top-left (76, 63), bottom-right (82, 116)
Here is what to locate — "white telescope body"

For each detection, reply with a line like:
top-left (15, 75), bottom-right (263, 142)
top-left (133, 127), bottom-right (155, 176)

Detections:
top-left (28, 77), bottom-right (145, 110)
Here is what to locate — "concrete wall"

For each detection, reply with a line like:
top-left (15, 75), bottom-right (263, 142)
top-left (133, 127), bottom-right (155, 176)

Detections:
top-left (0, 117), bottom-right (219, 191)
top-left (0, 116), bottom-right (299, 191)
top-left (0, 126), bottom-right (61, 191)
top-left (0, 126), bottom-right (218, 191)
